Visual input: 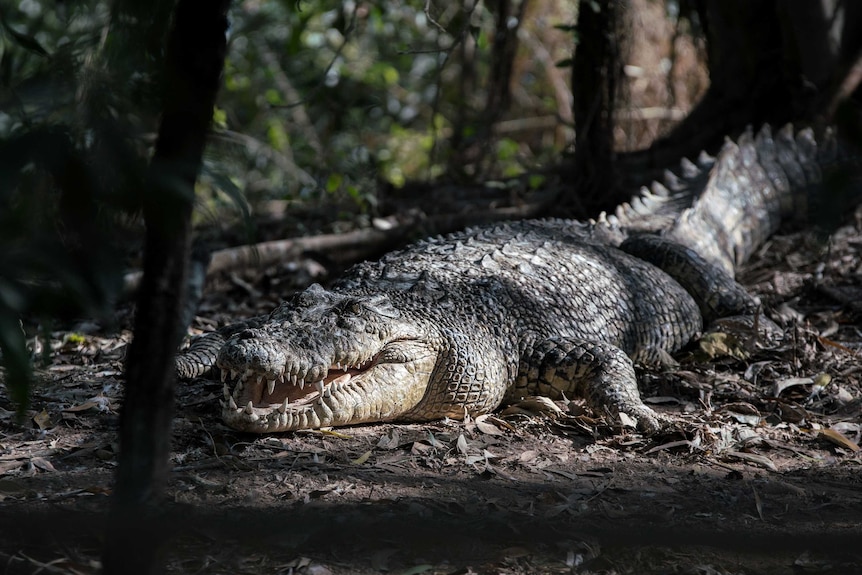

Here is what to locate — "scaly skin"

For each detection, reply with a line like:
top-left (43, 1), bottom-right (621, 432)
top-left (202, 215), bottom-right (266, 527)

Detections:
top-left (179, 125), bottom-right (856, 433)
top-left (216, 234), bottom-right (702, 433)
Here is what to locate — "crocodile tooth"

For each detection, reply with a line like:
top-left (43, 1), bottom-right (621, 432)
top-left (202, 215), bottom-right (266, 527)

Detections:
top-left (223, 384), bottom-right (230, 400)
top-left (243, 370), bottom-right (253, 381)
top-left (220, 370), bottom-right (228, 383)
top-left (236, 380), bottom-right (244, 393)
top-left (230, 369), bottom-right (239, 381)
top-left (315, 380), bottom-right (325, 403)
top-left (244, 401), bottom-right (254, 414)
top-left (299, 379), bottom-right (305, 390)
top-left (278, 398), bottom-right (288, 413)
top-left (324, 385), bottom-right (332, 398)
top-left (331, 373), bottom-right (350, 394)
top-left (229, 396), bottom-right (238, 410)
top-left (267, 378), bottom-right (276, 395)
top-left (219, 399), bottom-right (226, 409)
top-left (256, 374), bottom-right (263, 386)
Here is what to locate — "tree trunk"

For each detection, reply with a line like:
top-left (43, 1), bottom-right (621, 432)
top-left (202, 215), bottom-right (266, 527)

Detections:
top-left (560, 0), bottom-right (627, 214)
top-left (102, 1), bottom-right (231, 573)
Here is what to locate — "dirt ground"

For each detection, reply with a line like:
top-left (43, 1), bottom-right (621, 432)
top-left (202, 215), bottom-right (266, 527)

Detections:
top-left (1, 206), bottom-right (862, 575)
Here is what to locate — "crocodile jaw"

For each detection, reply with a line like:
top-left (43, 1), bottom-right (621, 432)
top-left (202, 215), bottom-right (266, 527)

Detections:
top-left (219, 342), bottom-right (437, 432)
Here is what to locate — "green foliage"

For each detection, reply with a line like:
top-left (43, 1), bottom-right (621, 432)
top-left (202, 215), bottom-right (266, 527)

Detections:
top-left (209, 0), bottom-right (574, 213)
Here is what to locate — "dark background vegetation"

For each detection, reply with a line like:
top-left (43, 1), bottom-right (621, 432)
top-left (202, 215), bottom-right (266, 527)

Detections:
top-left (1, 0), bottom-right (861, 572)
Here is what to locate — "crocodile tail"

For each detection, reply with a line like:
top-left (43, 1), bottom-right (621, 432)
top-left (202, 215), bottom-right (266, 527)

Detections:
top-left (661, 124), bottom-right (860, 277)
top-left (582, 148), bottom-right (716, 245)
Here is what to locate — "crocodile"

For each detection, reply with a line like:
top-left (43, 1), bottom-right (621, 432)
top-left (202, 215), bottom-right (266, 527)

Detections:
top-left (177, 125), bottom-right (856, 433)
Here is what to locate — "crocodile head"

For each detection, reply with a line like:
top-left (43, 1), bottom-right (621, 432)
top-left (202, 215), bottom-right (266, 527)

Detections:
top-left (215, 283), bottom-right (437, 432)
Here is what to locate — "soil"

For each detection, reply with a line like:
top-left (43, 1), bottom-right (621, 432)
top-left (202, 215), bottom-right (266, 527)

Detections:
top-left (1, 209), bottom-right (861, 575)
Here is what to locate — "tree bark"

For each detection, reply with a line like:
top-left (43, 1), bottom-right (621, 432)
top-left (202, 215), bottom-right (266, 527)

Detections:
top-left (561, 0), bottom-right (626, 214)
top-left (102, 1), bottom-right (231, 573)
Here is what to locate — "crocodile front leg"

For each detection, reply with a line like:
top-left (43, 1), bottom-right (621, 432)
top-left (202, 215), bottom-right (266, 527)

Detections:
top-left (175, 316), bottom-right (268, 379)
top-left (510, 338), bottom-right (662, 434)
top-left (403, 328), bottom-right (514, 422)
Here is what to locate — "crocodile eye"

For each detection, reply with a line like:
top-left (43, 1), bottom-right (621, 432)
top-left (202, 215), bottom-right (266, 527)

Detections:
top-left (346, 301), bottom-right (363, 315)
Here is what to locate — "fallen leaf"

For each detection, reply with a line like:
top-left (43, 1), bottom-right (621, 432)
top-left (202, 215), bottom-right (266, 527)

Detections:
top-left (776, 402), bottom-right (807, 423)
top-left (645, 440), bottom-right (694, 454)
top-left (773, 377), bottom-right (813, 397)
top-left (319, 429), bottom-right (351, 439)
top-left (518, 450), bottom-right (538, 463)
top-left (722, 402), bottom-right (762, 426)
top-left (30, 457), bottom-right (56, 472)
top-left (425, 431), bottom-right (444, 448)
top-left (485, 414), bottom-right (517, 432)
top-left (818, 429), bottom-right (861, 452)
top-left (699, 332), bottom-right (748, 359)
top-left (33, 410), bottom-right (51, 430)
top-left (308, 486), bottom-right (337, 499)
top-left (508, 396), bottom-right (564, 417)
top-left (475, 415), bottom-right (504, 436)
top-left (830, 421), bottom-right (861, 435)
top-left (456, 434), bottom-right (469, 455)
top-left (817, 335), bottom-right (858, 356)
top-left (752, 485), bottom-right (764, 520)
top-left (64, 399), bottom-right (103, 413)
top-left (376, 429), bottom-right (401, 449)
top-left (618, 412), bottom-right (637, 428)
top-left (351, 450), bottom-right (372, 465)
top-left (187, 474), bottom-right (220, 488)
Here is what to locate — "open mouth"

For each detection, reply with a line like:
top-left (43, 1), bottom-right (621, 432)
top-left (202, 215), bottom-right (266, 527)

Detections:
top-left (219, 353), bottom-right (380, 417)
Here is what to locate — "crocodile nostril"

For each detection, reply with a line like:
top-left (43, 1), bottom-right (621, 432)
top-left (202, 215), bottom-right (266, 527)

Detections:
top-left (237, 329), bottom-right (257, 340)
